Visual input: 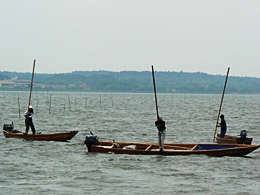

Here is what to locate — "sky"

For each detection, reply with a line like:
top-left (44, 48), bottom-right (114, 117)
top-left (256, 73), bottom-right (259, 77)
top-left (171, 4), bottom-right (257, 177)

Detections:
top-left (0, 0), bottom-right (259, 77)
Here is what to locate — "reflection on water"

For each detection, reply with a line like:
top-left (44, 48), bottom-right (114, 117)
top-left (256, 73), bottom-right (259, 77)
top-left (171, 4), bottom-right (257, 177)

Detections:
top-left (0, 91), bottom-right (259, 194)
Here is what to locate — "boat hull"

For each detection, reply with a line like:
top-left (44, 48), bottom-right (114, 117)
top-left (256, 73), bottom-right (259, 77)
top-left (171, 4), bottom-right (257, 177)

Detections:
top-left (3, 130), bottom-right (78, 141)
top-left (215, 133), bottom-right (253, 145)
top-left (89, 141), bottom-right (260, 157)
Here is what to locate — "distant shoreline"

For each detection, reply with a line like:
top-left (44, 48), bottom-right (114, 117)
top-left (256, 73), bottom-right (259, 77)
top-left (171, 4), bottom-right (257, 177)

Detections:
top-left (1, 70), bottom-right (260, 94)
top-left (1, 88), bottom-right (259, 95)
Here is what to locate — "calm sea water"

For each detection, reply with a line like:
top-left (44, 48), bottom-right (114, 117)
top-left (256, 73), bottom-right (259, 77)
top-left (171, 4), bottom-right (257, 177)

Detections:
top-left (0, 91), bottom-right (259, 195)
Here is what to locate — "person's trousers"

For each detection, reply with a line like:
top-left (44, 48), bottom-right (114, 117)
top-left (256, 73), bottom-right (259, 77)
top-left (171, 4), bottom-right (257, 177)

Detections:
top-left (158, 130), bottom-right (166, 150)
top-left (25, 120), bottom-right (36, 134)
top-left (220, 130), bottom-right (226, 138)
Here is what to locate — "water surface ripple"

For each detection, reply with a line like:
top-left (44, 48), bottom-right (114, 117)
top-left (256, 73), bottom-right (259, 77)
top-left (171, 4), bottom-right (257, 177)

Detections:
top-left (0, 92), bottom-right (259, 194)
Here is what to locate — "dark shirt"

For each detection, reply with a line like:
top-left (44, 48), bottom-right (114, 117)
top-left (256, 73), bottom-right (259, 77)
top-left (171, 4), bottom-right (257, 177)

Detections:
top-left (220, 118), bottom-right (227, 132)
top-left (24, 109), bottom-right (34, 122)
top-left (155, 120), bottom-right (166, 131)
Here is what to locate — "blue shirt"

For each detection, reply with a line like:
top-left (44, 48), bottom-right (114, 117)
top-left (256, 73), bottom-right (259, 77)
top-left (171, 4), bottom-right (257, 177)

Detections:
top-left (221, 118), bottom-right (227, 132)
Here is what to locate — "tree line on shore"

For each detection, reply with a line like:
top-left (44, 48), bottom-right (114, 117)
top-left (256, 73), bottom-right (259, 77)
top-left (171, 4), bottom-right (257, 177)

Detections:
top-left (1, 70), bottom-right (259, 93)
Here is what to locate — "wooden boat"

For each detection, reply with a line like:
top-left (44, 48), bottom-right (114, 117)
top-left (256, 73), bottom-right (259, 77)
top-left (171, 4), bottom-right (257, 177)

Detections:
top-left (84, 136), bottom-right (260, 157)
top-left (3, 129), bottom-right (78, 141)
top-left (215, 133), bottom-right (253, 145)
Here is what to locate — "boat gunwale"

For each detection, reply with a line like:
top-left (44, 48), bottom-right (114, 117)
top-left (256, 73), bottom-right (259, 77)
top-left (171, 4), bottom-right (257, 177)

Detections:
top-left (3, 130), bottom-right (78, 141)
top-left (90, 140), bottom-right (260, 156)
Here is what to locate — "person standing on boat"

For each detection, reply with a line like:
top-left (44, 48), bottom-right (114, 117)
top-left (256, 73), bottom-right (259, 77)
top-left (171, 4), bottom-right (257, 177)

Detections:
top-left (24, 105), bottom-right (36, 134)
top-left (217, 114), bottom-right (227, 138)
top-left (155, 117), bottom-right (166, 152)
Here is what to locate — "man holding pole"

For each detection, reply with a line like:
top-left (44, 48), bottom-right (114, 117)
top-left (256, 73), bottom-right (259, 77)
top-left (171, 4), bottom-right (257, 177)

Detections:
top-left (213, 67), bottom-right (230, 142)
top-left (24, 105), bottom-right (36, 134)
top-left (155, 117), bottom-right (166, 152)
top-left (217, 114), bottom-right (227, 138)
top-left (24, 59), bottom-right (36, 135)
top-left (152, 65), bottom-right (167, 152)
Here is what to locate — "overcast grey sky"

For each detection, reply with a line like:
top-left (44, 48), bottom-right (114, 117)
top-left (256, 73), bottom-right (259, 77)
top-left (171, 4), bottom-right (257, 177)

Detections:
top-left (0, 0), bottom-right (259, 77)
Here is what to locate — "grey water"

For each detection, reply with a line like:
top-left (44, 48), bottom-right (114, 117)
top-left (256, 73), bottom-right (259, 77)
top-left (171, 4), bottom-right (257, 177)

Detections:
top-left (0, 91), bottom-right (259, 194)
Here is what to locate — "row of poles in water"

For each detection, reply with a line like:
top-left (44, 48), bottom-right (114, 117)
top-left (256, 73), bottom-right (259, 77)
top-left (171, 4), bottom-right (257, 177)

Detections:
top-left (3, 89), bottom-right (218, 120)
top-left (15, 93), bottom-right (115, 119)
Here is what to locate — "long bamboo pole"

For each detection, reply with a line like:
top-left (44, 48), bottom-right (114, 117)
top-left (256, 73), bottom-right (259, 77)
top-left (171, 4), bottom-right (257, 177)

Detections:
top-left (151, 65), bottom-right (159, 120)
top-left (28, 59), bottom-right (36, 109)
top-left (213, 67), bottom-right (230, 142)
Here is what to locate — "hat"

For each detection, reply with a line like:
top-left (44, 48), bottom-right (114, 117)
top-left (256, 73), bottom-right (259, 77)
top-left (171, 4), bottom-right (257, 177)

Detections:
top-left (29, 105), bottom-right (33, 109)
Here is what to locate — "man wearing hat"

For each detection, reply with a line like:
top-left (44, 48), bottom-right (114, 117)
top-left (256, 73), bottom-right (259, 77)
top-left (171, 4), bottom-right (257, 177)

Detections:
top-left (155, 116), bottom-right (166, 152)
top-left (217, 114), bottom-right (227, 138)
top-left (24, 105), bottom-right (36, 134)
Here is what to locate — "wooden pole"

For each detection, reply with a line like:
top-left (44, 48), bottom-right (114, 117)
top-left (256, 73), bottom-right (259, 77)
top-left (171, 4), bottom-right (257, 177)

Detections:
top-left (18, 97), bottom-right (21, 119)
top-left (49, 94), bottom-right (51, 114)
top-left (68, 95), bottom-right (71, 111)
top-left (64, 97), bottom-right (66, 112)
top-left (151, 65), bottom-right (159, 120)
top-left (213, 67), bottom-right (230, 142)
top-left (28, 59), bottom-right (36, 109)
top-left (46, 90), bottom-right (49, 105)
top-left (75, 97), bottom-right (77, 111)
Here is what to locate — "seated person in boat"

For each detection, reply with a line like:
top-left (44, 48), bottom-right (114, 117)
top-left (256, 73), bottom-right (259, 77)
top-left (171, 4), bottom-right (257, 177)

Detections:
top-left (217, 114), bottom-right (227, 138)
top-left (24, 105), bottom-right (36, 135)
top-left (155, 117), bottom-right (166, 152)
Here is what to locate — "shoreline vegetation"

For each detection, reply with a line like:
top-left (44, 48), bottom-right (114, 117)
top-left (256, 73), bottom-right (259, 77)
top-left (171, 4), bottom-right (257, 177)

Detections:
top-left (1, 70), bottom-right (259, 94)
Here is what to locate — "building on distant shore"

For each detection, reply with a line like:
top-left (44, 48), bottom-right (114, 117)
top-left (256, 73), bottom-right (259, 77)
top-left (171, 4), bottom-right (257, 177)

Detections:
top-left (79, 83), bottom-right (91, 90)
top-left (0, 79), bottom-right (30, 88)
top-left (0, 80), bottom-right (67, 90)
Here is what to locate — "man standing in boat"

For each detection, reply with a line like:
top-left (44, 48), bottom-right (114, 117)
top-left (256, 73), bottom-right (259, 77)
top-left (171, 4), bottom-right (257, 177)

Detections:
top-left (24, 105), bottom-right (36, 135)
top-left (155, 117), bottom-right (166, 152)
top-left (217, 114), bottom-right (227, 138)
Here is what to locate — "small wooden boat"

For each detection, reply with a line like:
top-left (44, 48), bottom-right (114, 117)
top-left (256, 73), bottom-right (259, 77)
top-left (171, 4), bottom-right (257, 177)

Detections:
top-left (3, 129), bottom-right (78, 141)
top-left (84, 136), bottom-right (260, 157)
top-left (215, 133), bottom-right (253, 145)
